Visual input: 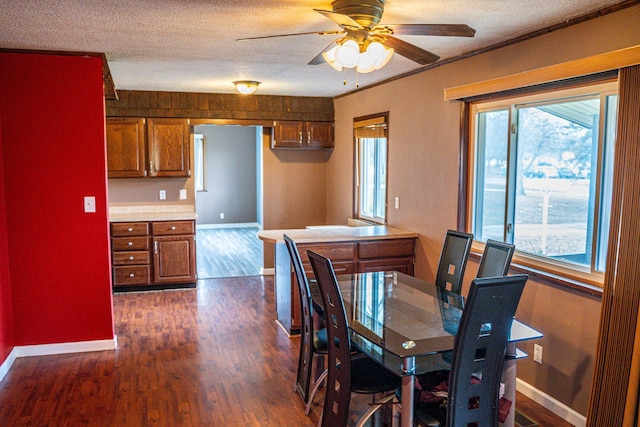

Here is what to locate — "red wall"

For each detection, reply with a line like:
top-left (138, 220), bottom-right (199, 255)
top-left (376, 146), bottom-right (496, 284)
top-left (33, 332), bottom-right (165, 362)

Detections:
top-left (0, 52), bottom-right (114, 349)
top-left (0, 115), bottom-right (14, 362)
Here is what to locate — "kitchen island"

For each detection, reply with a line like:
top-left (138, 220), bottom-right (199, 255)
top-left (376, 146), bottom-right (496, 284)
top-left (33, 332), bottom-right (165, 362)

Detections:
top-left (258, 225), bottom-right (418, 334)
top-left (109, 205), bottom-right (197, 291)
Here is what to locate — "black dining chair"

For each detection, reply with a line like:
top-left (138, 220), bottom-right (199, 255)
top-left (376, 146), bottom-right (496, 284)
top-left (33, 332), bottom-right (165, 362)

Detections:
top-left (476, 239), bottom-right (516, 278)
top-left (308, 250), bottom-right (402, 427)
top-left (283, 234), bottom-right (328, 415)
top-left (411, 274), bottom-right (528, 427)
top-left (435, 230), bottom-right (474, 295)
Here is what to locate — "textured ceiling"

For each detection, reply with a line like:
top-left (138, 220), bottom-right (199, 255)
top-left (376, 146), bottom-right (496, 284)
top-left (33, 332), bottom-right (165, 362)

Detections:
top-left (0, 0), bottom-right (628, 97)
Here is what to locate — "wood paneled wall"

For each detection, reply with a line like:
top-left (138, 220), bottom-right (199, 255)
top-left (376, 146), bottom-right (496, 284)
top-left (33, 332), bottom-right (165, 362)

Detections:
top-left (106, 90), bottom-right (334, 122)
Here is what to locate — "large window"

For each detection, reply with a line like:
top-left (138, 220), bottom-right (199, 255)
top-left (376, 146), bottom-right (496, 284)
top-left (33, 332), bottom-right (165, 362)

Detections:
top-left (355, 114), bottom-right (388, 224)
top-left (470, 81), bottom-right (618, 282)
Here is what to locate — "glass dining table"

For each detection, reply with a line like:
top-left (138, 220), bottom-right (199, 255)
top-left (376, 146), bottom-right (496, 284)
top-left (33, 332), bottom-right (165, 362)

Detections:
top-left (310, 270), bottom-right (543, 427)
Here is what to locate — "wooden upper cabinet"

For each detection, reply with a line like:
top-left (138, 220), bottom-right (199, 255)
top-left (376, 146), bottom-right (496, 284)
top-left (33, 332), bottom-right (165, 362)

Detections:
top-left (147, 118), bottom-right (191, 177)
top-left (306, 121), bottom-right (334, 149)
top-left (106, 118), bottom-right (147, 178)
top-left (272, 121), bottom-right (334, 149)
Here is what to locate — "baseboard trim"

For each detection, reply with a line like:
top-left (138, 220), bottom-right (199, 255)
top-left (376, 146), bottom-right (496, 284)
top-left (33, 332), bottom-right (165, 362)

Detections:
top-left (516, 378), bottom-right (586, 427)
top-left (196, 222), bottom-right (261, 229)
top-left (0, 347), bottom-right (17, 382)
top-left (15, 336), bottom-right (118, 358)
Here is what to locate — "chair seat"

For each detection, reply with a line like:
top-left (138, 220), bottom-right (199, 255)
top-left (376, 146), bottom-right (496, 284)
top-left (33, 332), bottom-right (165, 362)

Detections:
top-left (351, 355), bottom-right (402, 395)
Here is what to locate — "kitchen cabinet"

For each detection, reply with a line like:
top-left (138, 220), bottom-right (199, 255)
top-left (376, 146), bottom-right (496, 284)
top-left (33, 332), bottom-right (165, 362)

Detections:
top-left (110, 219), bottom-right (196, 289)
top-left (106, 117), bottom-right (190, 178)
top-left (106, 118), bottom-right (147, 178)
top-left (272, 121), bottom-right (334, 149)
top-left (151, 221), bottom-right (196, 284)
top-left (147, 118), bottom-right (191, 177)
top-left (111, 222), bottom-right (151, 286)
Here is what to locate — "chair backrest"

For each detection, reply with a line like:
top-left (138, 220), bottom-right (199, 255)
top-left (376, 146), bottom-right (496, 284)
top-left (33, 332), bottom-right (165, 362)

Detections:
top-left (435, 230), bottom-right (474, 294)
top-left (308, 250), bottom-right (352, 427)
top-left (283, 234), bottom-right (315, 403)
top-left (447, 274), bottom-right (527, 427)
top-left (476, 239), bottom-right (515, 278)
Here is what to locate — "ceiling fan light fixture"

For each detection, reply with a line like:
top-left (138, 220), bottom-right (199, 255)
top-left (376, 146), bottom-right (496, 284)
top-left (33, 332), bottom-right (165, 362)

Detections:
top-left (322, 45), bottom-right (343, 71)
top-left (233, 80), bottom-right (260, 95)
top-left (374, 46), bottom-right (394, 69)
top-left (356, 51), bottom-right (376, 73)
top-left (366, 41), bottom-right (385, 57)
top-left (335, 39), bottom-right (360, 68)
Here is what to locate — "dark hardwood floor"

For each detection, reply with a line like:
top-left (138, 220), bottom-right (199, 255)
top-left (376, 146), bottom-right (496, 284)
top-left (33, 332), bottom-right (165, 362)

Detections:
top-left (196, 226), bottom-right (263, 279)
top-left (0, 276), bottom-right (574, 426)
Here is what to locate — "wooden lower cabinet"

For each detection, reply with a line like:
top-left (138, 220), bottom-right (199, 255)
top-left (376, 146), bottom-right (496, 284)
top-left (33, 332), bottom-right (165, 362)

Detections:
top-left (111, 220), bottom-right (196, 289)
top-left (153, 235), bottom-right (196, 284)
top-left (276, 237), bottom-right (416, 334)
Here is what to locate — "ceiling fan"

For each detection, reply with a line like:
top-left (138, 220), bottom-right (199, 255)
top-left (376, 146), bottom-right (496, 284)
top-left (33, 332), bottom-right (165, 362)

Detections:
top-left (237, 0), bottom-right (475, 72)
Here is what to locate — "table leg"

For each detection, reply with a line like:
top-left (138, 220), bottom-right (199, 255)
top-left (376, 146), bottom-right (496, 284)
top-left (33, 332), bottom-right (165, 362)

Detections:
top-left (401, 357), bottom-right (415, 427)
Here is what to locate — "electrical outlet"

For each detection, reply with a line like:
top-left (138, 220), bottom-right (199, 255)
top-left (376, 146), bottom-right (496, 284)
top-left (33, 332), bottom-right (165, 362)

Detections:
top-left (220, 213), bottom-right (224, 219)
top-left (159, 190), bottom-right (166, 200)
top-left (534, 344), bottom-right (543, 364)
top-left (394, 196), bottom-right (400, 209)
top-left (179, 189), bottom-right (187, 200)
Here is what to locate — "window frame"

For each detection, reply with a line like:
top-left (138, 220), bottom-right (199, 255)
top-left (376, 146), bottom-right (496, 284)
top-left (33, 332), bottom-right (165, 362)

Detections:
top-left (194, 133), bottom-right (206, 192)
top-left (353, 113), bottom-right (389, 225)
top-left (464, 79), bottom-right (618, 288)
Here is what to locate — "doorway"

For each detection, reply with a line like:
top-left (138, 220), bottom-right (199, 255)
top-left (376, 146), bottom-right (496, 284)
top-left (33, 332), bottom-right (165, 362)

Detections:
top-left (193, 125), bottom-right (263, 278)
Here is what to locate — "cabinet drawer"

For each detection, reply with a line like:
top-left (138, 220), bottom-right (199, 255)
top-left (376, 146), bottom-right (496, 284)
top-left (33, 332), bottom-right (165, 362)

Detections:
top-left (151, 220), bottom-right (195, 236)
top-left (112, 236), bottom-right (149, 251)
top-left (358, 239), bottom-right (415, 259)
top-left (298, 242), bottom-right (356, 264)
top-left (113, 250), bottom-right (150, 266)
top-left (113, 266), bottom-right (151, 285)
top-left (111, 222), bottom-right (149, 237)
top-left (303, 260), bottom-right (355, 278)
top-left (359, 257), bottom-right (414, 275)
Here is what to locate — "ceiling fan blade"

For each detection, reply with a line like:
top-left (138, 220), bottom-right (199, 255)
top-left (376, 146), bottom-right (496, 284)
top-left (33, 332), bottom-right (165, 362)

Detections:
top-left (236, 30), bottom-right (342, 42)
top-left (382, 35), bottom-right (440, 65)
top-left (314, 9), bottom-right (363, 30)
top-left (374, 24), bottom-right (476, 37)
top-left (308, 42), bottom-right (339, 65)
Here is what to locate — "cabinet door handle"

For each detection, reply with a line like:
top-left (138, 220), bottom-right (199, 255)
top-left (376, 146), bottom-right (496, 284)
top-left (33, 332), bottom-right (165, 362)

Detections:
top-left (299, 131), bottom-right (303, 144)
top-left (129, 273), bottom-right (135, 278)
top-left (127, 227), bottom-right (133, 232)
top-left (307, 131), bottom-right (311, 143)
top-left (154, 241), bottom-right (158, 254)
top-left (127, 241), bottom-right (133, 246)
top-left (171, 226), bottom-right (176, 230)
top-left (129, 256), bottom-right (134, 261)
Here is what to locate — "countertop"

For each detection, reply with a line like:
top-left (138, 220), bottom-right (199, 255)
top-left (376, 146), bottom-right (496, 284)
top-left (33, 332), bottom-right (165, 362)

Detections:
top-left (257, 225), bottom-right (418, 244)
top-left (109, 205), bottom-right (197, 222)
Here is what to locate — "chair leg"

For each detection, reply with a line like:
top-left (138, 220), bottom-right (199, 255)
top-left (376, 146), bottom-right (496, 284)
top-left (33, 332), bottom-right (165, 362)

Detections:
top-left (306, 368), bottom-right (328, 415)
top-left (354, 393), bottom-right (397, 427)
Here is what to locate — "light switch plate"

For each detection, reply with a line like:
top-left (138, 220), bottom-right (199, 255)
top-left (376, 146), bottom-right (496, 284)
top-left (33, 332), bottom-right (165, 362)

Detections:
top-left (159, 190), bottom-right (166, 200)
top-left (84, 196), bottom-right (96, 213)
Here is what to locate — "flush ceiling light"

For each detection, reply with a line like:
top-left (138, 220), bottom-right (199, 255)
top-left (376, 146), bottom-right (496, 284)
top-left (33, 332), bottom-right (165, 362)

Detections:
top-left (233, 80), bottom-right (260, 95)
top-left (322, 38), bottom-right (394, 73)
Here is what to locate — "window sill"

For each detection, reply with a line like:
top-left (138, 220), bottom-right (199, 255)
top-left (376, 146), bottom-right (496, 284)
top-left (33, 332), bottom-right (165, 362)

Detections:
top-left (469, 250), bottom-right (603, 297)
